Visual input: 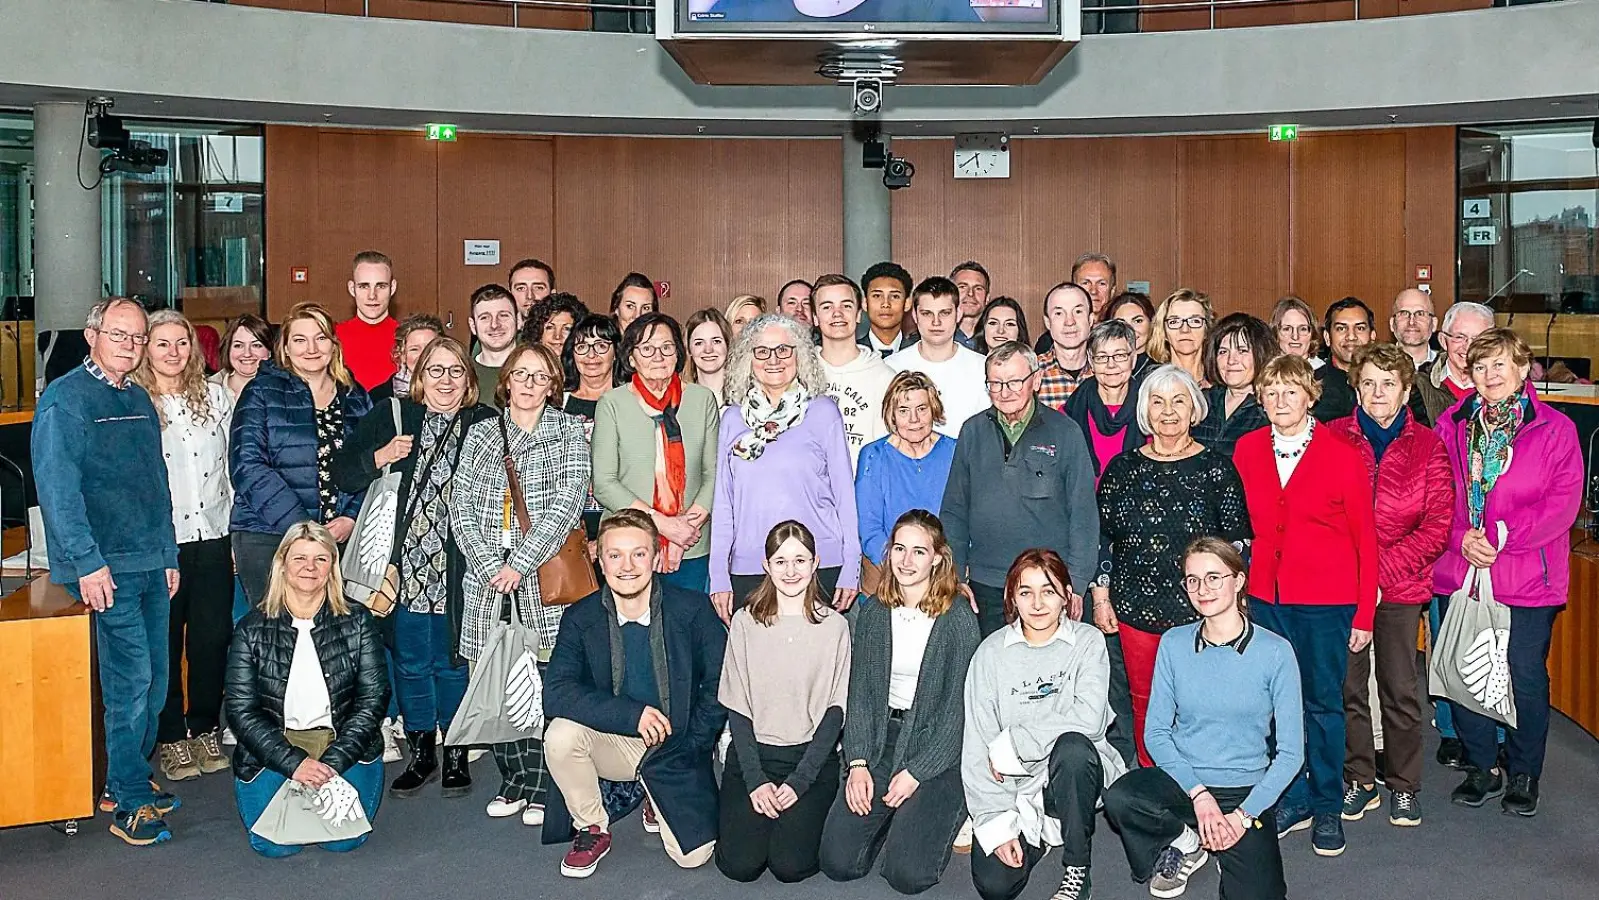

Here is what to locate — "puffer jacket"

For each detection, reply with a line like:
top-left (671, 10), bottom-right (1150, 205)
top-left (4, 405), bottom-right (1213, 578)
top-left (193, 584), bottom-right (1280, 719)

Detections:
top-left (224, 602), bottom-right (389, 782)
top-left (230, 360), bottom-right (373, 534)
top-left (1329, 412), bottom-right (1455, 605)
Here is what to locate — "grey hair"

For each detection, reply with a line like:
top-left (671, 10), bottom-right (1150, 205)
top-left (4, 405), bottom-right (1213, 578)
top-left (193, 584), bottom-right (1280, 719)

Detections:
top-left (724, 313), bottom-right (828, 404)
top-left (1087, 319), bottom-right (1136, 356)
top-left (1071, 253), bottom-right (1117, 281)
top-left (85, 297), bottom-right (146, 330)
top-left (985, 340), bottom-right (1038, 376)
top-left (1135, 363), bottom-right (1209, 435)
top-left (1441, 301), bottom-right (1495, 334)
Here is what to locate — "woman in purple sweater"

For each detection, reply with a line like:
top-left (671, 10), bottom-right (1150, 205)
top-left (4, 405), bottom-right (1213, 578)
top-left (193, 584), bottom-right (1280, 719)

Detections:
top-left (710, 314), bottom-right (860, 622)
top-left (1434, 329), bottom-right (1582, 817)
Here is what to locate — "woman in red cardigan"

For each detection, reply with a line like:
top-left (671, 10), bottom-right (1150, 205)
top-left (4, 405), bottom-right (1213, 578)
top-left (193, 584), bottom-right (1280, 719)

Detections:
top-left (1329, 343), bottom-right (1454, 829)
top-left (1233, 354), bottom-right (1378, 860)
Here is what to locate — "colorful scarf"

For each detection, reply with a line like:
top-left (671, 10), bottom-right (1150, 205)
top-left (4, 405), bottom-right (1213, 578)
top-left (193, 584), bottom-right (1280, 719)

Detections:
top-left (730, 382), bottom-right (810, 461)
top-left (1465, 390), bottom-right (1529, 528)
top-left (633, 374), bottom-right (687, 553)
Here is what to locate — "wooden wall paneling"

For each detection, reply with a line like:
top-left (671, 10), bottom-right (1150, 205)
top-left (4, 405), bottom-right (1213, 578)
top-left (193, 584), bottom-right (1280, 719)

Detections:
top-left (1404, 126), bottom-right (1459, 310)
top-left (784, 138), bottom-right (847, 287)
top-left (1289, 131), bottom-right (1408, 317)
top-left (435, 136), bottom-right (555, 341)
top-left (1138, 0), bottom-right (1211, 33)
top-left (263, 125), bottom-right (321, 320)
top-left (514, 6), bottom-right (592, 30)
top-left (363, 0), bottom-right (512, 25)
top-left (1019, 139), bottom-right (1104, 332)
top-left (1397, 0), bottom-right (1492, 15)
top-left (1176, 136), bottom-right (1291, 321)
top-left (231, 0), bottom-right (328, 11)
top-left (552, 137), bottom-right (640, 314)
top-left (890, 139), bottom-right (951, 291)
top-left (0, 612), bottom-right (94, 828)
top-left (1550, 541), bottom-right (1599, 738)
top-left (1216, 0), bottom-right (1355, 29)
top-left (1097, 136), bottom-right (1179, 305)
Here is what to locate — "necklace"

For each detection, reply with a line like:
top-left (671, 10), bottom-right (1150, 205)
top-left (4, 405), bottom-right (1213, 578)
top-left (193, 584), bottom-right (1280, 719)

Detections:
top-left (1148, 436), bottom-right (1195, 460)
top-left (1272, 419), bottom-right (1314, 460)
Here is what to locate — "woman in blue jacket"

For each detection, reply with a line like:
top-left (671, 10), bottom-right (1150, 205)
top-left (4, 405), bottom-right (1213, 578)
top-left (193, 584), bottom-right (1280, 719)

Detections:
top-left (230, 302), bottom-right (372, 606)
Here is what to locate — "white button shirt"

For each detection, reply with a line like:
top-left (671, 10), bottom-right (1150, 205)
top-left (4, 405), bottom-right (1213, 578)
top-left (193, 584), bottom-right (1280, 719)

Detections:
top-left (159, 381), bottom-right (235, 543)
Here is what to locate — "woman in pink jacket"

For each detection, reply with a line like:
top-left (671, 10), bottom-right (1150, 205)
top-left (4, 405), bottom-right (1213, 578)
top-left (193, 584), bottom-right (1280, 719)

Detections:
top-left (1433, 329), bottom-right (1582, 818)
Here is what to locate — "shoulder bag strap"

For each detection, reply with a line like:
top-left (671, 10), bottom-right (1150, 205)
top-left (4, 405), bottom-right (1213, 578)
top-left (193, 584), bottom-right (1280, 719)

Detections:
top-left (498, 414), bottom-right (533, 535)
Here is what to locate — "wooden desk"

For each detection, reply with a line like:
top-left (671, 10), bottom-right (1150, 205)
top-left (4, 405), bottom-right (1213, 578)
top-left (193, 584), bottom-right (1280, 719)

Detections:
top-left (0, 576), bottom-right (95, 829)
top-left (1550, 531), bottom-right (1599, 739)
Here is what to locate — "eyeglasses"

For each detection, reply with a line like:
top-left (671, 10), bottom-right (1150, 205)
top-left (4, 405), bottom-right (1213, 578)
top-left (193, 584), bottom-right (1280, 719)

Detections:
top-left (985, 370), bottom-right (1038, 395)
top-left (752, 345), bottom-right (796, 361)
top-left (97, 328), bottom-right (150, 346)
top-left (422, 364), bottom-right (467, 379)
top-left (1278, 324), bottom-right (1313, 337)
top-left (1182, 573), bottom-right (1233, 593)
top-left (508, 369), bottom-right (554, 386)
top-left (1393, 310), bottom-right (1434, 321)
top-left (573, 340), bottom-right (613, 357)
top-left (1091, 351), bottom-right (1133, 367)
top-left (633, 344), bottom-right (678, 359)
top-left (1165, 316), bottom-right (1207, 332)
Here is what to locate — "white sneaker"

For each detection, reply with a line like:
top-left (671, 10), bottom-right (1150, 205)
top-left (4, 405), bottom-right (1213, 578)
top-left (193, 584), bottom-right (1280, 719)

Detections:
top-left (486, 796), bottom-right (528, 818)
top-left (522, 803), bottom-right (546, 826)
top-left (953, 817), bottom-right (974, 854)
top-left (716, 726), bottom-right (731, 765)
top-left (220, 727), bottom-right (236, 747)
top-left (468, 748), bottom-right (488, 763)
top-left (381, 717), bottom-right (405, 764)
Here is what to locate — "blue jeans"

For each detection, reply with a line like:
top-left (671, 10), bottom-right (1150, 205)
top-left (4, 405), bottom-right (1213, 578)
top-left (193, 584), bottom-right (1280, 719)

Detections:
top-left (392, 605), bottom-right (469, 732)
top-left (235, 758), bottom-right (385, 858)
top-left (71, 569), bottom-right (170, 815)
top-left (1253, 601), bottom-right (1355, 816)
top-left (660, 554), bottom-right (710, 594)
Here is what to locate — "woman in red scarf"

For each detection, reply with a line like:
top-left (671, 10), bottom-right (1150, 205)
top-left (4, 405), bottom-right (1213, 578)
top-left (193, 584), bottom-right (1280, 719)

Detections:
top-left (592, 313), bottom-right (722, 592)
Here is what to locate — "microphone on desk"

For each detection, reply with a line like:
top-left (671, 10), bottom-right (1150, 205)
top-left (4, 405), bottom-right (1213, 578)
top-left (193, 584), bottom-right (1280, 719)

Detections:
top-left (0, 449), bottom-right (35, 581)
top-left (1487, 269), bottom-right (1536, 326)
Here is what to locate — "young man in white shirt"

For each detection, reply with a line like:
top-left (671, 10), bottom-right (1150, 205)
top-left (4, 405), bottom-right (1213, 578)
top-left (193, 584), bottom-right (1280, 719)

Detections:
top-left (814, 274), bottom-right (895, 469)
top-left (885, 277), bottom-right (990, 436)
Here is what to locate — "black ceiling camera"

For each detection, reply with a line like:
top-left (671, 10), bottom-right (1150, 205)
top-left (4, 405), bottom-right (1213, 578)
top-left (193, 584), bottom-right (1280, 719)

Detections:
top-left (883, 154), bottom-right (914, 191)
top-left (86, 98), bottom-right (169, 176)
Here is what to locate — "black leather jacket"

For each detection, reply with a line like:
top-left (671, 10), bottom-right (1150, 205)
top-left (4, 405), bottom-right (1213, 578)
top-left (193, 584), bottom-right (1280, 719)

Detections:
top-left (224, 603), bottom-right (390, 781)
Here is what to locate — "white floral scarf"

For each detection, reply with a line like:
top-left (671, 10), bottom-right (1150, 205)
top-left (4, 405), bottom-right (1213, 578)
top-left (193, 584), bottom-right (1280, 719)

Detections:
top-left (730, 383), bottom-right (810, 461)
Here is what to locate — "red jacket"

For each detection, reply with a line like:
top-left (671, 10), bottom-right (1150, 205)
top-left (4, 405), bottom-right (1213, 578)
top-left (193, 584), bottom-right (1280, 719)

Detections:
top-left (1233, 425), bottom-right (1380, 631)
top-left (1329, 414), bottom-right (1456, 605)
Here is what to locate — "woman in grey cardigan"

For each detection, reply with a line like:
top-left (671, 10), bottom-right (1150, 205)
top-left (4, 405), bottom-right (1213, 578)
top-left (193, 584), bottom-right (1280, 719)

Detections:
top-left (591, 313), bottom-right (720, 593)
top-left (819, 509), bottom-right (980, 895)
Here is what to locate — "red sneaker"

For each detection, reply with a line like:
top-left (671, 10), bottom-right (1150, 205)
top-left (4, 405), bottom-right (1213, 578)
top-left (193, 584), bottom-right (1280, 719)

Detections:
top-left (642, 797), bottom-right (660, 834)
top-left (561, 825), bottom-right (612, 878)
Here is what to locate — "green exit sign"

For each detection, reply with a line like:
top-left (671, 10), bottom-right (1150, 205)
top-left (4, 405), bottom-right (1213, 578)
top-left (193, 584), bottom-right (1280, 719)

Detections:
top-left (1269, 124), bottom-right (1300, 142)
top-left (426, 124), bottom-right (458, 142)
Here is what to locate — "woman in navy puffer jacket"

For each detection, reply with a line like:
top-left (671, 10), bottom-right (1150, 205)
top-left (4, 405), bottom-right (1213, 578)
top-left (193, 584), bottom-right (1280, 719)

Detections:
top-left (230, 303), bottom-right (372, 605)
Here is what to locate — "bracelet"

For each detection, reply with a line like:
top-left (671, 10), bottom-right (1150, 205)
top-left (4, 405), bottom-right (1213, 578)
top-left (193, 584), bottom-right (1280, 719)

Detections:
top-left (847, 760), bottom-right (869, 770)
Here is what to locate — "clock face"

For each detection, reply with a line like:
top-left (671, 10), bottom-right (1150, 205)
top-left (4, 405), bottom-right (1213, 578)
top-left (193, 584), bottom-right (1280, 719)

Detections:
top-left (954, 133), bottom-right (1009, 180)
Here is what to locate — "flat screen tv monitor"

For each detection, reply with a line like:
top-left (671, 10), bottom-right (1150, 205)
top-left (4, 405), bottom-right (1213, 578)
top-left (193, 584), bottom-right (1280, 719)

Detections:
top-left (676, 0), bottom-right (1061, 35)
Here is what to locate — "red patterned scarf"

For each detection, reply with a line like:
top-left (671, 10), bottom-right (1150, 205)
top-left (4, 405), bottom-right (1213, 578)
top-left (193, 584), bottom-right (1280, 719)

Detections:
top-left (633, 373), bottom-right (687, 552)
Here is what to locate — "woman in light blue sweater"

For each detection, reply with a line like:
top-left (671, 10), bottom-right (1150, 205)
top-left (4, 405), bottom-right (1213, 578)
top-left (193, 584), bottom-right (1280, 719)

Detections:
top-left (854, 371), bottom-right (956, 579)
top-left (1102, 536), bottom-right (1302, 900)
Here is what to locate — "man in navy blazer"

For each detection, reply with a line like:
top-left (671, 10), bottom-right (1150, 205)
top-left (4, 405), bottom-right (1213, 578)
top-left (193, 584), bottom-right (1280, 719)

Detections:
top-left (542, 509), bottom-right (727, 878)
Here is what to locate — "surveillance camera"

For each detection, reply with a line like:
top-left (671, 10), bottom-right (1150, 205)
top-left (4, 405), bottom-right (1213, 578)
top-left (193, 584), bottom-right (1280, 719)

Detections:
top-left (883, 154), bottom-right (914, 191)
top-left (852, 79), bottom-right (883, 116)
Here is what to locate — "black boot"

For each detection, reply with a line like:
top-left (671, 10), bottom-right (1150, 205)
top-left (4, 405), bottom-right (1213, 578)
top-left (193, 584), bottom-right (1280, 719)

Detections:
top-left (1501, 773), bottom-right (1539, 817)
top-left (441, 746), bottom-right (472, 798)
top-left (389, 730), bottom-right (438, 797)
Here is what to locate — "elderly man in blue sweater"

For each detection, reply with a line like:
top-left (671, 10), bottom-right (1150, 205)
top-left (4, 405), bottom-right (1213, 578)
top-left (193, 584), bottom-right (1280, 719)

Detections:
top-left (32, 297), bottom-right (180, 847)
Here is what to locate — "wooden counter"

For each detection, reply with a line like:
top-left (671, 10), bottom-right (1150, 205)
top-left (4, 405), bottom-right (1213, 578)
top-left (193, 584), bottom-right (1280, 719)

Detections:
top-left (1550, 531), bottom-right (1599, 739)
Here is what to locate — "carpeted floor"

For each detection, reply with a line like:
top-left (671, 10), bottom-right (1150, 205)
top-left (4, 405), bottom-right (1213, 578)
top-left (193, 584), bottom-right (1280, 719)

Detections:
top-left (3, 718), bottom-right (1597, 900)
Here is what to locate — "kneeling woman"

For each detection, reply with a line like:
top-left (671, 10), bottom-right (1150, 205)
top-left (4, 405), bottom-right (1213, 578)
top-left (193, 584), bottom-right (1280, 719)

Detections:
top-left (819, 510), bottom-right (980, 894)
top-left (1103, 538), bottom-right (1302, 900)
top-left (225, 522), bottom-right (389, 858)
top-left (717, 521), bottom-right (852, 883)
top-left (963, 549), bottom-right (1126, 900)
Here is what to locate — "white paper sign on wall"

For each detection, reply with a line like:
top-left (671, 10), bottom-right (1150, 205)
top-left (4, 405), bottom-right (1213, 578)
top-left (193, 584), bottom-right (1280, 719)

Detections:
top-left (465, 240), bottom-right (501, 266)
top-left (1464, 224), bottom-right (1498, 246)
top-left (1462, 198), bottom-right (1491, 219)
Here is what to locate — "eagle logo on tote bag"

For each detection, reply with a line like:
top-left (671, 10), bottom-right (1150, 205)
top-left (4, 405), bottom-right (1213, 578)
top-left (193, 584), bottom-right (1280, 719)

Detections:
top-left (1459, 625), bottom-right (1513, 718)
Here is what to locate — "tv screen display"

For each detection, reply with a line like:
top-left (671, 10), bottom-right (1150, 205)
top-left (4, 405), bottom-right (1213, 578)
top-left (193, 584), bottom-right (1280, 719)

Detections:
top-left (679, 0), bottom-right (1058, 34)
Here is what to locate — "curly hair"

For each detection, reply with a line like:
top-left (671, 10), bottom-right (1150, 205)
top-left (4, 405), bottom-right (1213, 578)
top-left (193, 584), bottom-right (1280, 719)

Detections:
top-left (133, 309), bottom-right (221, 427)
top-left (520, 291), bottom-right (589, 348)
top-left (723, 313), bottom-right (828, 406)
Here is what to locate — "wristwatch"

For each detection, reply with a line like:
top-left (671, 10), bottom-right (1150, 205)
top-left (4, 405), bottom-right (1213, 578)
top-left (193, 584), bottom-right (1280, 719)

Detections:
top-left (1236, 810), bottom-right (1257, 829)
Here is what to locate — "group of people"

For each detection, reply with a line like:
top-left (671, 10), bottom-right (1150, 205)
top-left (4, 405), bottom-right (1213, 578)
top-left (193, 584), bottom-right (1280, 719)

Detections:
top-left (30, 248), bottom-right (1583, 900)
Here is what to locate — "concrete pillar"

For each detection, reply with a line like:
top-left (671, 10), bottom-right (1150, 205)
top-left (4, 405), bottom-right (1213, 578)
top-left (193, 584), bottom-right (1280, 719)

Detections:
top-left (842, 131), bottom-right (892, 283)
top-left (33, 100), bottom-right (102, 332)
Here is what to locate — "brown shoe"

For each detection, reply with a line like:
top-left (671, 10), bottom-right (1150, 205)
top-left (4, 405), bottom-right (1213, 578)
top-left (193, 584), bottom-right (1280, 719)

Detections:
top-left (157, 741), bottom-right (201, 782)
top-left (192, 731), bottom-right (229, 775)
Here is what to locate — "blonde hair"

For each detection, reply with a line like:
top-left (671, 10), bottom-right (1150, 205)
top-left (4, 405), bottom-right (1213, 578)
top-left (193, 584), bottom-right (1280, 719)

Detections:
top-left (880, 369), bottom-right (946, 434)
top-left (261, 522), bottom-right (350, 618)
top-left (1255, 353), bottom-right (1323, 404)
top-left (410, 336), bottom-right (481, 409)
top-left (1465, 327), bottom-right (1534, 371)
top-left (1270, 295), bottom-right (1323, 358)
top-left (132, 309), bottom-right (219, 427)
top-left (725, 294), bottom-right (767, 324)
top-left (1148, 289), bottom-right (1215, 364)
top-left (276, 303), bottom-right (353, 388)
top-left (875, 510), bottom-right (959, 618)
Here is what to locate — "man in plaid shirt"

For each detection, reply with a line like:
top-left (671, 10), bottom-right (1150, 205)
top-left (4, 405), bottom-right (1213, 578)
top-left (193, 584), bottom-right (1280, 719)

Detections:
top-left (1036, 282), bottom-right (1095, 412)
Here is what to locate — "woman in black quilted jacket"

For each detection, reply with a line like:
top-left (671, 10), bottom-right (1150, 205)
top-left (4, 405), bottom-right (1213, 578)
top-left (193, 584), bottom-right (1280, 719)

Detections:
top-left (225, 521), bottom-right (390, 858)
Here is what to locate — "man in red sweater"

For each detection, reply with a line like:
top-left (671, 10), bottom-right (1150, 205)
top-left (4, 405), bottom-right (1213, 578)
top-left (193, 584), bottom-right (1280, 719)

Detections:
top-left (335, 250), bottom-right (400, 391)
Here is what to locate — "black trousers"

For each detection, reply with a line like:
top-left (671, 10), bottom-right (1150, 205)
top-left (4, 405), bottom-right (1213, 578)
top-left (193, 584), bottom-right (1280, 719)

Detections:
top-left (158, 537), bottom-right (235, 742)
top-left (730, 566), bottom-right (841, 612)
top-left (716, 740), bottom-right (840, 883)
top-left (1102, 631), bottom-right (1139, 767)
top-left (1103, 768), bottom-right (1286, 900)
top-left (818, 718), bottom-right (966, 895)
top-left (970, 581), bottom-right (1008, 638)
top-left (969, 733), bottom-right (1102, 900)
top-left (231, 530), bottom-right (283, 608)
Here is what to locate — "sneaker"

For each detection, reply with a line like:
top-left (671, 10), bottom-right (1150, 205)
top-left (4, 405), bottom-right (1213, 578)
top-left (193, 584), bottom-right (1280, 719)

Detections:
top-left (1275, 801), bottom-right (1312, 840)
top-left (486, 796), bottom-right (528, 818)
top-left (1389, 790), bottom-right (1422, 826)
top-left (522, 802), bottom-right (546, 827)
top-left (1341, 783), bottom-right (1381, 821)
top-left (192, 731), bottom-right (229, 775)
top-left (1311, 813), bottom-right (1345, 857)
top-left (157, 741), bottom-right (201, 782)
top-left (381, 718), bottom-right (405, 764)
top-left (1149, 845), bottom-right (1208, 899)
top-left (953, 817), bottom-right (974, 854)
top-left (1501, 774), bottom-right (1539, 817)
top-left (1049, 864), bottom-right (1091, 900)
top-left (468, 748), bottom-right (488, 763)
top-left (99, 791), bottom-right (116, 814)
top-left (1451, 768), bottom-right (1504, 808)
top-left (109, 805), bottom-right (171, 846)
top-left (220, 726), bottom-right (236, 747)
top-left (641, 797), bottom-right (660, 834)
top-left (150, 789), bottom-right (181, 817)
top-left (1435, 737), bottom-right (1465, 769)
top-left (561, 825), bottom-right (612, 878)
